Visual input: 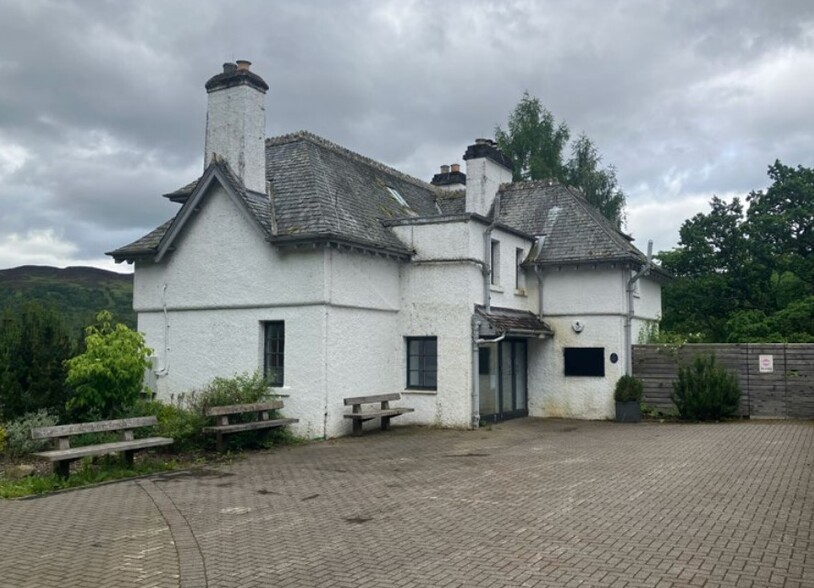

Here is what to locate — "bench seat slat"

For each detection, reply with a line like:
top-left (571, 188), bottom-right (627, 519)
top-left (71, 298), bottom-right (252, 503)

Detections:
top-left (203, 418), bottom-right (298, 434)
top-left (343, 393), bottom-right (402, 406)
top-left (32, 437), bottom-right (173, 462)
top-left (31, 417), bottom-right (159, 440)
top-left (205, 401), bottom-right (284, 417)
top-left (343, 408), bottom-right (414, 419)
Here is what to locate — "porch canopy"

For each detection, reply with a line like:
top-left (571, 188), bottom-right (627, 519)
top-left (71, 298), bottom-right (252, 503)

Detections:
top-left (475, 305), bottom-right (554, 339)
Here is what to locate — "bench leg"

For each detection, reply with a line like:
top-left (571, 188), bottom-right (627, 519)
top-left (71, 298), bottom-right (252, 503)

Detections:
top-left (122, 450), bottom-right (135, 469)
top-left (352, 419), bottom-right (363, 437)
top-left (54, 460), bottom-right (72, 479)
top-left (216, 432), bottom-right (225, 453)
top-left (381, 416), bottom-right (392, 431)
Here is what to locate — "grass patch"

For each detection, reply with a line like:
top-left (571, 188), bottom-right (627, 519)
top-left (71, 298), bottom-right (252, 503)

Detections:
top-left (0, 454), bottom-right (185, 499)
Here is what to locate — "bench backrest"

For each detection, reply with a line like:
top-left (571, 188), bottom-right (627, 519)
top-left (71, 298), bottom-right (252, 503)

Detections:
top-left (343, 393), bottom-right (402, 406)
top-left (205, 400), bottom-right (284, 417)
top-left (31, 416), bottom-right (159, 440)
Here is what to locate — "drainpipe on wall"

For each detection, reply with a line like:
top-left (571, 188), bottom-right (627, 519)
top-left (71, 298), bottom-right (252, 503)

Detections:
top-left (471, 318), bottom-right (481, 428)
top-left (471, 318), bottom-right (507, 429)
top-left (534, 266), bottom-right (544, 319)
top-left (625, 240), bottom-right (653, 375)
top-left (154, 282), bottom-right (170, 378)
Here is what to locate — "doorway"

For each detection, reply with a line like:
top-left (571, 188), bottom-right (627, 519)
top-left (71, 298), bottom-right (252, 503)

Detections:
top-left (479, 339), bottom-right (528, 422)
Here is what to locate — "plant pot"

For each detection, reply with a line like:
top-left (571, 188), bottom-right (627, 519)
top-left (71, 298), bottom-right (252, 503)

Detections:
top-left (615, 400), bottom-right (641, 423)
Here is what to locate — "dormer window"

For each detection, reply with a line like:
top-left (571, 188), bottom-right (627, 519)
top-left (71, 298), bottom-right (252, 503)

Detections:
top-left (386, 186), bottom-right (409, 207)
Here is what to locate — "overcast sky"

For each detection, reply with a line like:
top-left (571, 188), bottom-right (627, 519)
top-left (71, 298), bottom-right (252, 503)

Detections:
top-left (1, 0), bottom-right (813, 273)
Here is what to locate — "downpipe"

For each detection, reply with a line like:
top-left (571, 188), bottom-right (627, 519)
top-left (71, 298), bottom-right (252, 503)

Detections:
top-left (624, 240), bottom-right (653, 375)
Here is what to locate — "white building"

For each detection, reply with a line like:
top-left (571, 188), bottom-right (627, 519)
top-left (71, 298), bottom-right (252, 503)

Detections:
top-left (109, 61), bottom-right (668, 438)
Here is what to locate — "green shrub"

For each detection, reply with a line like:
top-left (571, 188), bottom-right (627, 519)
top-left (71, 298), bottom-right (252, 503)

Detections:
top-left (614, 375), bottom-right (644, 402)
top-left (133, 399), bottom-right (206, 452)
top-left (0, 424), bottom-right (6, 454)
top-left (187, 372), bottom-right (277, 452)
top-left (3, 410), bottom-right (59, 457)
top-left (127, 372), bottom-right (277, 453)
top-left (671, 355), bottom-right (741, 421)
top-left (185, 372), bottom-right (272, 414)
top-left (65, 311), bottom-right (153, 421)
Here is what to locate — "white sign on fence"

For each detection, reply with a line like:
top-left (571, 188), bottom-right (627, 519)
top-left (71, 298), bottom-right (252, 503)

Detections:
top-left (758, 354), bottom-right (774, 373)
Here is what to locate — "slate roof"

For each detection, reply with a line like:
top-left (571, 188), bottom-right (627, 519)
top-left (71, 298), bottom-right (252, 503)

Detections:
top-left (109, 132), bottom-right (660, 275)
top-left (495, 181), bottom-right (651, 267)
top-left (264, 132), bottom-right (438, 253)
top-left (108, 218), bottom-right (176, 260)
top-left (475, 305), bottom-right (553, 337)
top-left (435, 189), bottom-right (466, 215)
top-left (111, 131), bottom-right (446, 262)
top-left (108, 158), bottom-right (272, 262)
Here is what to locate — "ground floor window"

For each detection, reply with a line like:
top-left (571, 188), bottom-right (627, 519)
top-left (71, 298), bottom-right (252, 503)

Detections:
top-left (406, 336), bottom-right (437, 389)
top-left (264, 321), bottom-right (285, 386)
top-left (563, 347), bottom-right (605, 377)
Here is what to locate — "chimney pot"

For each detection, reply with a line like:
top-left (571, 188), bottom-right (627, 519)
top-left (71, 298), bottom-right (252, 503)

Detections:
top-left (236, 60), bottom-right (252, 71)
top-left (451, 163), bottom-right (460, 173)
top-left (223, 62), bottom-right (237, 73)
top-left (441, 165), bottom-right (450, 174)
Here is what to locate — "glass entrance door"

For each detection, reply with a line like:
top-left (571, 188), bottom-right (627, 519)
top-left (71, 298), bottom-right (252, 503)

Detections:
top-left (480, 339), bottom-right (528, 422)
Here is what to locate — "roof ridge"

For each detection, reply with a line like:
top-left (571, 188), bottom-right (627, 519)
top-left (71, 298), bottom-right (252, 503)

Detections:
top-left (266, 130), bottom-right (437, 192)
top-left (500, 178), bottom-right (562, 191)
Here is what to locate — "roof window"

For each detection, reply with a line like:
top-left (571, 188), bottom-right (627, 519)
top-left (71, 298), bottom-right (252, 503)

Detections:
top-left (386, 186), bottom-right (409, 207)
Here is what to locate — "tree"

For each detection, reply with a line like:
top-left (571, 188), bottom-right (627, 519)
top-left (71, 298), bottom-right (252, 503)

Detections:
top-left (0, 302), bottom-right (74, 421)
top-left (65, 311), bottom-right (153, 421)
top-left (495, 93), bottom-right (627, 227)
top-left (566, 135), bottom-right (626, 227)
top-left (658, 161), bottom-right (814, 343)
top-left (495, 92), bottom-right (569, 182)
top-left (746, 161), bottom-right (814, 290)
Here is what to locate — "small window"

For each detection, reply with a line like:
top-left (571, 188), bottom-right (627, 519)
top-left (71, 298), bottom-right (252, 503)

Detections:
top-left (264, 321), bottom-right (285, 386)
top-left (564, 347), bottom-right (605, 377)
top-left (490, 240), bottom-right (500, 285)
top-left (406, 337), bottom-right (437, 389)
top-left (386, 186), bottom-right (409, 207)
top-left (515, 248), bottom-right (526, 289)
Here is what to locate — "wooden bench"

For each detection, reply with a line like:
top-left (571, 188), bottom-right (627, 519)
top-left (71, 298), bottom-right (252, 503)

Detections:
top-left (343, 393), bottom-right (415, 436)
top-left (31, 416), bottom-right (174, 478)
top-left (203, 400), bottom-right (298, 452)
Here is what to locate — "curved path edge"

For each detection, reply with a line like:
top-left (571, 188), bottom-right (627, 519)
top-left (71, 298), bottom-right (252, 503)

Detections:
top-left (138, 478), bottom-right (208, 588)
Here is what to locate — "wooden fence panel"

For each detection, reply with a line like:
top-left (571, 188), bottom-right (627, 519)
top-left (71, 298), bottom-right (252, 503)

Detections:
top-left (632, 343), bottom-right (814, 419)
top-left (785, 345), bottom-right (814, 419)
top-left (746, 344), bottom-right (787, 418)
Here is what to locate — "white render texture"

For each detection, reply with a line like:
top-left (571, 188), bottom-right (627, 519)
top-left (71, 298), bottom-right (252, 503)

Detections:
top-left (526, 266), bottom-right (663, 420)
top-left (465, 157), bottom-right (513, 216)
top-left (205, 83), bottom-right (267, 193)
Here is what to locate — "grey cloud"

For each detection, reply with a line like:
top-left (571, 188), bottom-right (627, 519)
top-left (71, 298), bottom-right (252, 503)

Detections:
top-left (1, 0), bottom-right (813, 269)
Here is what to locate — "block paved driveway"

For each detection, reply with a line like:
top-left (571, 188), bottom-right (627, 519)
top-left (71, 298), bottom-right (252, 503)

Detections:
top-left (1, 419), bottom-right (812, 588)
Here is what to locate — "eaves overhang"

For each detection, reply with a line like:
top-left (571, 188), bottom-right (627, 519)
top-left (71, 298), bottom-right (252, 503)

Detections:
top-left (268, 233), bottom-right (412, 261)
top-left (383, 213), bottom-right (535, 241)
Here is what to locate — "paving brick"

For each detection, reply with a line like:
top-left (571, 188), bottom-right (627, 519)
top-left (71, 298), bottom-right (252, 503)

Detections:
top-left (1, 420), bottom-right (813, 587)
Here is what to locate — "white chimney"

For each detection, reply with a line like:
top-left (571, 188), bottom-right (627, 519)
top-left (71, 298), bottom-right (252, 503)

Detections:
top-left (462, 138), bottom-right (513, 215)
top-left (204, 60), bottom-right (268, 193)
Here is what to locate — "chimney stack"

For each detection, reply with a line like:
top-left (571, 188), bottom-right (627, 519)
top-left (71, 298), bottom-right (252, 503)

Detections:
top-left (462, 139), bottom-right (513, 215)
top-left (431, 163), bottom-right (466, 191)
top-left (204, 60), bottom-right (269, 193)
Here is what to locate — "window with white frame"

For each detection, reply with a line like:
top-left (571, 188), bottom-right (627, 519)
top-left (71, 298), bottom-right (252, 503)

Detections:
top-left (490, 239), bottom-right (500, 286)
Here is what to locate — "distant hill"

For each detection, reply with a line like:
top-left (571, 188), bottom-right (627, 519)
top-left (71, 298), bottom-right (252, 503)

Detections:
top-left (0, 265), bottom-right (134, 338)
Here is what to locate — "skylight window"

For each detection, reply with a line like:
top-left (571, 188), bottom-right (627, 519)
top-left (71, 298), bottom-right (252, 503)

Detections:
top-left (386, 186), bottom-right (409, 207)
